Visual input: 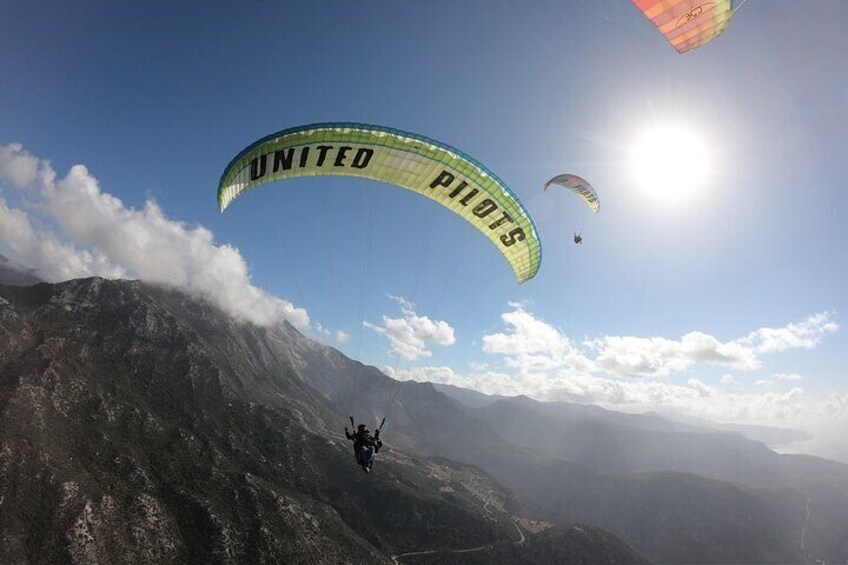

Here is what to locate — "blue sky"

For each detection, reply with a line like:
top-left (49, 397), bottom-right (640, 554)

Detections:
top-left (2, 1), bottom-right (846, 455)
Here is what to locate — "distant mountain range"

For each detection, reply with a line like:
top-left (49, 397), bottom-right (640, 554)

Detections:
top-left (433, 383), bottom-right (813, 449)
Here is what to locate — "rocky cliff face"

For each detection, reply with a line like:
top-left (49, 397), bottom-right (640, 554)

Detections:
top-left (0, 278), bottom-right (647, 565)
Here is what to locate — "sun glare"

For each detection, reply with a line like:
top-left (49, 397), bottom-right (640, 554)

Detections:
top-left (630, 124), bottom-right (709, 204)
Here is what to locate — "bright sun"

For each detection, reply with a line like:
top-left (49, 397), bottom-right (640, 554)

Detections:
top-left (630, 124), bottom-right (709, 204)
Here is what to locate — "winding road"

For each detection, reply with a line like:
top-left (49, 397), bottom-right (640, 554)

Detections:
top-left (391, 544), bottom-right (493, 564)
top-left (513, 520), bottom-right (525, 544)
top-left (390, 519), bottom-right (525, 564)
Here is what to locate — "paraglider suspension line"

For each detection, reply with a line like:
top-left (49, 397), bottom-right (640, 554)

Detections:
top-left (730, 0), bottom-right (749, 16)
top-left (355, 195), bottom-right (377, 361)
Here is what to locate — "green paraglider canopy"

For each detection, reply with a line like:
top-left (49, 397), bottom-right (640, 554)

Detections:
top-left (218, 122), bottom-right (542, 283)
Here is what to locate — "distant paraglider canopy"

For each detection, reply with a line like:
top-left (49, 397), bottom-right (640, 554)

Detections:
top-left (631, 0), bottom-right (733, 54)
top-left (543, 174), bottom-right (600, 214)
top-left (218, 122), bottom-right (541, 283)
top-left (544, 174), bottom-right (598, 245)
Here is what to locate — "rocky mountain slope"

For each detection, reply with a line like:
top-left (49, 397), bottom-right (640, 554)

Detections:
top-left (0, 278), bottom-right (647, 564)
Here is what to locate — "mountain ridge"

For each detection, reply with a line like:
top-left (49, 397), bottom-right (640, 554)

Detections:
top-left (0, 277), bottom-right (648, 564)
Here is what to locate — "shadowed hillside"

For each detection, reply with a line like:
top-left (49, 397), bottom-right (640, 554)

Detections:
top-left (0, 278), bottom-right (647, 564)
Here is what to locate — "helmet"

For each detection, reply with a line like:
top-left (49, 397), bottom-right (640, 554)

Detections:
top-left (357, 424), bottom-right (366, 431)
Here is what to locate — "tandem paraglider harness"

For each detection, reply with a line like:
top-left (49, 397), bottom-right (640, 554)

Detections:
top-left (345, 416), bottom-right (384, 473)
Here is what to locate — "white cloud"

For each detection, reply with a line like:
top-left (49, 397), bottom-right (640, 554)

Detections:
top-left (741, 312), bottom-right (838, 353)
top-left (688, 378), bottom-right (714, 397)
top-left (0, 143), bottom-right (309, 329)
top-left (585, 313), bottom-right (836, 378)
top-left (480, 306), bottom-right (832, 382)
top-left (0, 143), bottom-right (55, 190)
top-left (483, 308), bottom-right (569, 357)
top-left (823, 392), bottom-right (848, 419)
top-left (385, 365), bottom-right (532, 398)
top-left (438, 304), bottom-right (842, 425)
top-left (755, 379), bottom-right (772, 386)
top-left (0, 198), bottom-right (127, 281)
top-left (387, 294), bottom-right (415, 311)
top-left (587, 332), bottom-right (759, 377)
top-left (311, 323), bottom-right (351, 346)
top-left (773, 372), bottom-right (803, 381)
top-left (365, 295), bottom-right (456, 361)
top-left (482, 307), bottom-right (593, 373)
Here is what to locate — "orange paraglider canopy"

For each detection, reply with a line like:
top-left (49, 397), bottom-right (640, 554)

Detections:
top-left (632, 0), bottom-right (733, 54)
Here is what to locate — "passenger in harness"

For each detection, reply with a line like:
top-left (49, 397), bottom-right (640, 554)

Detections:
top-left (344, 419), bottom-right (383, 473)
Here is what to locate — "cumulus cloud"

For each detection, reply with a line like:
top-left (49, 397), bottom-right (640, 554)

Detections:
top-left (688, 378), bottom-right (714, 398)
top-left (483, 307), bottom-right (569, 357)
top-left (823, 392), bottom-right (848, 419)
top-left (585, 313), bottom-right (837, 378)
top-left (0, 199), bottom-right (127, 281)
top-left (741, 312), bottom-right (838, 353)
top-left (482, 306), bottom-right (593, 373)
top-left (0, 143), bottom-right (55, 190)
top-left (311, 323), bottom-right (350, 345)
top-left (587, 332), bottom-right (759, 377)
top-left (0, 143), bottom-right (309, 328)
top-left (365, 295), bottom-right (456, 361)
top-left (417, 303), bottom-right (842, 425)
top-left (481, 306), bottom-right (836, 382)
top-left (773, 372), bottom-right (804, 381)
top-left (382, 365), bottom-right (509, 398)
